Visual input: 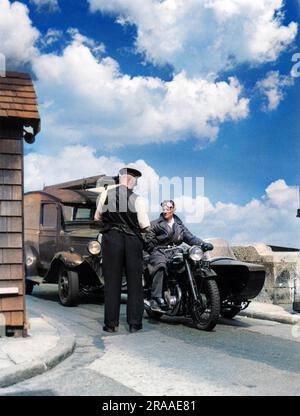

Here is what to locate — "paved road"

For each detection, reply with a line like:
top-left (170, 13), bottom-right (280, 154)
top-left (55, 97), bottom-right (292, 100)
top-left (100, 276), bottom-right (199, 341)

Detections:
top-left (1, 284), bottom-right (300, 396)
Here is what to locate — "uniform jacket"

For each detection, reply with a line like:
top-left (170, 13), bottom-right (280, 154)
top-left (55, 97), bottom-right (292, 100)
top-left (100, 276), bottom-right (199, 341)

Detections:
top-left (100, 185), bottom-right (141, 239)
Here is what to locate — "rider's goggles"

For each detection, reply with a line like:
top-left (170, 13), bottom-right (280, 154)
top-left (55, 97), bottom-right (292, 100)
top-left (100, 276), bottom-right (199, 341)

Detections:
top-left (162, 203), bottom-right (174, 211)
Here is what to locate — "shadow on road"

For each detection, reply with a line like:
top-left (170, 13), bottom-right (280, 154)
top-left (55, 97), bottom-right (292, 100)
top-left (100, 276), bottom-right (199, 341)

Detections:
top-left (0, 389), bottom-right (56, 396)
top-left (146, 315), bottom-right (300, 375)
top-left (29, 287), bottom-right (105, 306)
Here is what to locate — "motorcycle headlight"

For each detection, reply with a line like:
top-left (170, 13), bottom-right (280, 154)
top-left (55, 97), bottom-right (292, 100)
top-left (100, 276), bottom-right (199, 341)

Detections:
top-left (189, 245), bottom-right (203, 261)
top-left (87, 240), bottom-right (101, 256)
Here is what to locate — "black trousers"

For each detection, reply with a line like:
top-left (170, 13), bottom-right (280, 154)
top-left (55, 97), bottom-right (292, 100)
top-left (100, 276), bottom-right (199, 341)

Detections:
top-left (102, 229), bottom-right (144, 327)
top-left (149, 247), bottom-right (171, 299)
top-left (151, 268), bottom-right (165, 298)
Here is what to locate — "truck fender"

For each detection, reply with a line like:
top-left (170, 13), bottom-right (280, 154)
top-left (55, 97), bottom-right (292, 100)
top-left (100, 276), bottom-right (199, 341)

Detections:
top-left (43, 252), bottom-right (85, 283)
top-left (52, 251), bottom-right (85, 268)
top-left (24, 243), bottom-right (40, 282)
top-left (45, 253), bottom-right (102, 287)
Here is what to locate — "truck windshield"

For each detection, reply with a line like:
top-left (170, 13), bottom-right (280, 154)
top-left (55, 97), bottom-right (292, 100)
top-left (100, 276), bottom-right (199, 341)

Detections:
top-left (62, 205), bottom-right (95, 222)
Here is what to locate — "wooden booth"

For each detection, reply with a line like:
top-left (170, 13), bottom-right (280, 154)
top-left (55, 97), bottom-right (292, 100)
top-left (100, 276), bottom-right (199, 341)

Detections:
top-left (0, 71), bottom-right (40, 336)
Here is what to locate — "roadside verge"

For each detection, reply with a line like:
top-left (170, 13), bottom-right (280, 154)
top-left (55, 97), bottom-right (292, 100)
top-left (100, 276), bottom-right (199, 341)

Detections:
top-left (0, 316), bottom-right (75, 389)
top-left (239, 301), bottom-right (300, 325)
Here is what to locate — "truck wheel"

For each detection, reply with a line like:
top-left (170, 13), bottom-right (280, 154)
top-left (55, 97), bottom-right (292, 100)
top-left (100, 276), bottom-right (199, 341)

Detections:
top-left (25, 280), bottom-right (34, 295)
top-left (58, 266), bottom-right (79, 307)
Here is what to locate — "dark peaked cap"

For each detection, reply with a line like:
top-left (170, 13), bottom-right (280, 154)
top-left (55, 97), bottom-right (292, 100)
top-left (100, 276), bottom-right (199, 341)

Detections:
top-left (119, 167), bottom-right (142, 178)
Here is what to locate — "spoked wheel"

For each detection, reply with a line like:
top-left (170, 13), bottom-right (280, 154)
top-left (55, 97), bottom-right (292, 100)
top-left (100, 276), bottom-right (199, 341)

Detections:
top-left (58, 265), bottom-right (79, 307)
top-left (192, 279), bottom-right (220, 331)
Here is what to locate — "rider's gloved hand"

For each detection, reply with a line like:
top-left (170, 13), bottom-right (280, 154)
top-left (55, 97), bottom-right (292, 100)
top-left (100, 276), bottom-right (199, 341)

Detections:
top-left (201, 242), bottom-right (214, 252)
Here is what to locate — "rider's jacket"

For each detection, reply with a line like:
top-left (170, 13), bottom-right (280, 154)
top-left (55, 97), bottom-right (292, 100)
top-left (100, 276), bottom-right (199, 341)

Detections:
top-left (144, 214), bottom-right (203, 253)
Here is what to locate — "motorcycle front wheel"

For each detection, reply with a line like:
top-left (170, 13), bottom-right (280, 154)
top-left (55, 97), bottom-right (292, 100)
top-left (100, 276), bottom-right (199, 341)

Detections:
top-left (192, 279), bottom-right (220, 331)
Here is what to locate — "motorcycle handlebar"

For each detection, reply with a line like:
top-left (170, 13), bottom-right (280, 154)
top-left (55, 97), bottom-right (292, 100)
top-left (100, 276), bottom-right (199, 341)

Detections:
top-left (157, 245), bottom-right (180, 251)
top-left (155, 242), bottom-right (214, 253)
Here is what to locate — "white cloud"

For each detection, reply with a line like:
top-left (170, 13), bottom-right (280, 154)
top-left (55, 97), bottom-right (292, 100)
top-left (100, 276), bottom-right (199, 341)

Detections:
top-left (256, 70), bottom-right (294, 111)
top-left (25, 147), bottom-right (300, 247)
top-left (24, 145), bottom-right (124, 190)
top-left (0, 1), bottom-right (292, 149)
top-left (32, 38), bottom-right (249, 149)
top-left (40, 28), bottom-right (63, 48)
top-left (0, 0), bottom-right (39, 65)
top-left (264, 179), bottom-right (298, 206)
top-left (67, 28), bottom-right (106, 56)
top-left (89, 0), bottom-right (297, 77)
top-left (30, 0), bottom-right (59, 12)
top-left (193, 179), bottom-right (299, 247)
top-left (24, 145), bottom-right (161, 216)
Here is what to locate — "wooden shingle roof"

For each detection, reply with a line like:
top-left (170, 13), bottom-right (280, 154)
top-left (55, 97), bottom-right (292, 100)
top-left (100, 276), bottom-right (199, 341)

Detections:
top-left (0, 71), bottom-right (40, 134)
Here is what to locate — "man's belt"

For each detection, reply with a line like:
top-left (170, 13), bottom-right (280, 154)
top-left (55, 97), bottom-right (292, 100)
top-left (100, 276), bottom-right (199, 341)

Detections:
top-left (105, 223), bottom-right (142, 239)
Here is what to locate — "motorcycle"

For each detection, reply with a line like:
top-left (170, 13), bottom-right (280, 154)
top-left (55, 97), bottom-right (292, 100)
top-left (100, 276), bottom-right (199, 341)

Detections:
top-left (143, 243), bottom-right (221, 331)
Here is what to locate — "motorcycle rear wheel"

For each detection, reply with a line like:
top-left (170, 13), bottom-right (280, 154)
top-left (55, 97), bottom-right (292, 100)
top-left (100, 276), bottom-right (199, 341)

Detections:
top-left (192, 279), bottom-right (220, 331)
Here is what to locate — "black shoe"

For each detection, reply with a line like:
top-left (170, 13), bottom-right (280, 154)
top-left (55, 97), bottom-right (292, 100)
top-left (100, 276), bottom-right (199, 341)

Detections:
top-left (129, 324), bottom-right (143, 333)
top-left (150, 299), bottom-right (161, 311)
top-left (103, 325), bottom-right (118, 333)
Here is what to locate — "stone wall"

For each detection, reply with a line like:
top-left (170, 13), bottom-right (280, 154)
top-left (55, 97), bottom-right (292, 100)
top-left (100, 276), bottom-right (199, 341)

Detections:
top-left (233, 244), bottom-right (300, 305)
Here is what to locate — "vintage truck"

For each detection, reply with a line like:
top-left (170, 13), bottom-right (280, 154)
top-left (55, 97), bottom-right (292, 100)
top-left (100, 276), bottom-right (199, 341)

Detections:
top-left (24, 175), bottom-right (113, 306)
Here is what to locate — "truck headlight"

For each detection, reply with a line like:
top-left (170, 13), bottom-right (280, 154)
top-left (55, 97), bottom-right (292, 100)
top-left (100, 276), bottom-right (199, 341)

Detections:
top-left (189, 245), bottom-right (203, 261)
top-left (88, 240), bottom-right (101, 256)
top-left (26, 256), bottom-right (34, 266)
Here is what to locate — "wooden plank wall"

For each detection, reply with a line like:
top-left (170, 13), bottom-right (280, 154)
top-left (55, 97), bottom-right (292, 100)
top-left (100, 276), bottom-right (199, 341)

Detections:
top-left (0, 121), bottom-right (25, 330)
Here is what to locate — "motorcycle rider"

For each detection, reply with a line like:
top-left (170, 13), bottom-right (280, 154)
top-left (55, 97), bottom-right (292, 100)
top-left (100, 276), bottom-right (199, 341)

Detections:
top-left (144, 200), bottom-right (213, 311)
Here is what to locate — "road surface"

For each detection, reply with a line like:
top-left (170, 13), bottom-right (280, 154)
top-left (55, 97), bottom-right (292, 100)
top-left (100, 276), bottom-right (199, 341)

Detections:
top-left (1, 284), bottom-right (300, 396)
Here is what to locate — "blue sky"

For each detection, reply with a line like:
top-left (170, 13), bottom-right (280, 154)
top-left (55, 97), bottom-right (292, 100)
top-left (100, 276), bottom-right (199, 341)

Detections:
top-left (21, 0), bottom-right (299, 203)
top-left (1, 0), bottom-right (300, 245)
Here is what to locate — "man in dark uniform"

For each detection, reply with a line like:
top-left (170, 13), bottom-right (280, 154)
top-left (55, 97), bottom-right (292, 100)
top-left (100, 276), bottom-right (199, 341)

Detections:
top-left (95, 167), bottom-right (150, 333)
top-left (145, 200), bottom-right (213, 311)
